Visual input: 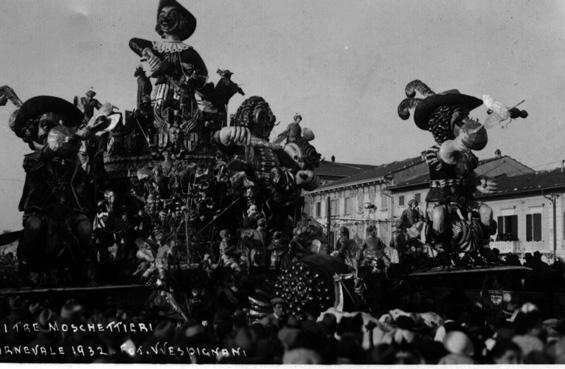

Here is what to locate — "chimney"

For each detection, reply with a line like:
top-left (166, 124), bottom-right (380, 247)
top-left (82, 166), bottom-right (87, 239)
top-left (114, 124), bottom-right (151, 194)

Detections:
top-left (331, 155), bottom-right (335, 163)
top-left (494, 149), bottom-right (502, 158)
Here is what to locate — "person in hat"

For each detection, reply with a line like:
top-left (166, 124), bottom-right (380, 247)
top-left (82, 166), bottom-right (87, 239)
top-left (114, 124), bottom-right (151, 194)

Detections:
top-left (438, 330), bottom-right (475, 364)
top-left (358, 225), bottom-right (387, 269)
top-left (129, 0), bottom-right (208, 140)
top-left (333, 227), bottom-right (360, 272)
top-left (267, 231), bottom-right (287, 272)
top-left (397, 80), bottom-right (501, 264)
top-left (260, 297), bottom-right (285, 330)
top-left (76, 89), bottom-right (102, 122)
top-left (489, 339), bottom-right (522, 364)
top-left (131, 94), bottom-right (156, 148)
top-left (12, 96), bottom-right (99, 282)
top-left (399, 199), bottom-right (424, 230)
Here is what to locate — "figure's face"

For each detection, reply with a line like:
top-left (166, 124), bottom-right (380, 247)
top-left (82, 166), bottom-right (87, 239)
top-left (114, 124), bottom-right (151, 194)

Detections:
top-left (252, 109), bottom-right (274, 139)
top-left (158, 6), bottom-right (183, 37)
top-left (428, 105), bottom-right (466, 145)
top-left (37, 116), bottom-right (58, 142)
top-left (273, 303), bottom-right (284, 317)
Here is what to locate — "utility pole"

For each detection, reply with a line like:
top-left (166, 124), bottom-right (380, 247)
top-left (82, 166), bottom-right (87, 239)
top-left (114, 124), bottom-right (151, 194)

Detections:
top-left (326, 196), bottom-right (332, 250)
top-left (543, 191), bottom-right (559, 262)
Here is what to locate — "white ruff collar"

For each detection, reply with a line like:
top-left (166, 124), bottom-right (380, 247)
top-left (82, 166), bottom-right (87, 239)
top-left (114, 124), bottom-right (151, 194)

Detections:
top-left (152, 40), bottom-right (191, 53)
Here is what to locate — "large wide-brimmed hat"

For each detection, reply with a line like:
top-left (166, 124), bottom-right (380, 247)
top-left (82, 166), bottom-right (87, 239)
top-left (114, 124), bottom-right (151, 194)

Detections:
top-left (13, 95), bottom-right (83, 131)
top-left (156, 0), bottom-right (197, 41)
top-left (398, 80), bottom-right (483, 130)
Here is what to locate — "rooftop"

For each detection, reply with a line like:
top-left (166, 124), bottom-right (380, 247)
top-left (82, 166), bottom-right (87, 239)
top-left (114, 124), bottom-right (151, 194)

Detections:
top-left (477, 168), bottom-right (565, 199)
top-left (316, 160), bottom-right (378, 179)
top-left (314, 156), bottom-right (423, 191)
top-left (389, 155), bottom-right (534, 192)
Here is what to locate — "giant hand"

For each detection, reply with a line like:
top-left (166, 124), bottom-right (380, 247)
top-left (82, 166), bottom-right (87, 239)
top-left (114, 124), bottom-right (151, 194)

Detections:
top-left (475, 177), bottom-right (497, 194)
top-left (142, 48), bottom-right (166, 77)
top-left (439, 119), bottom-right (488, 165)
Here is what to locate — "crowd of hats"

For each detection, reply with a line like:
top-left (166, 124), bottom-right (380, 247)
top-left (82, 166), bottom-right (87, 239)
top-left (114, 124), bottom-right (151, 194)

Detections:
top-left (3, 290), bottom-right (565, 363)
top-left (0, 239), bottom-right (564, 364)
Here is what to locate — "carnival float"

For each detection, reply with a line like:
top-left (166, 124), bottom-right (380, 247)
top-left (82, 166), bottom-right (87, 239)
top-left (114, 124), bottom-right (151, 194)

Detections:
top-left (0, 0), bottom-right (536, 322)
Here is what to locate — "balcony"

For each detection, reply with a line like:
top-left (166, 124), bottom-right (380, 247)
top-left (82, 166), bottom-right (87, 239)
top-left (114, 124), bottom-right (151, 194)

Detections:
top-left (521, 241), bottom-right (549, 254)
top-left (490, 241), bottom-right (550, 254)
top-left (490, 241), bottom-right (521, 254)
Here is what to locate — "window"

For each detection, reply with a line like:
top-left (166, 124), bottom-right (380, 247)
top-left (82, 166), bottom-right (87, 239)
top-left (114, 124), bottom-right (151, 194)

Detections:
top-left (368, 187), bottom-right (376, 204)
top-left (497, 215), bottom-right (518, 241)
top-left (398, 195), bottom-right (405, 206)
top-left (344, 197), bottom-right (352, 215)
top-left (526, 213), bottom-right (542, 241)
top-left (414, 193), bottom-right (421, 203)
top-left (380, 194), bottom-right (387, 210)
top-left (357, 190), bottom-right (364, 213)
top-left (315, 202), bottom-right (321, 218)
top-left (330, 199), bottom-right (338, 216)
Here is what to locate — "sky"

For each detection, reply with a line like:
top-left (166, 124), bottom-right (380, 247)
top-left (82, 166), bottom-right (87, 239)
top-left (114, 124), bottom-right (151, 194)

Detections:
top-left (0, 0), bottom-right (564, 230)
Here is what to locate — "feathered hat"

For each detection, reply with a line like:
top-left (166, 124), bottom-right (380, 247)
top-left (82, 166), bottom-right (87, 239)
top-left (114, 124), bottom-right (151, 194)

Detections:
top-left (156, 0), bottom-right (197, 41)
top-left (398, 80), bottom-right (482, 130)
top-left (14, 95), bottom-right (83, 129)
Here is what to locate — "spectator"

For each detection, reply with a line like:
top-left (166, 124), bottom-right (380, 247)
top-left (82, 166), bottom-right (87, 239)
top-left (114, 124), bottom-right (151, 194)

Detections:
top-left (489, 339), bottom-right (522, 364)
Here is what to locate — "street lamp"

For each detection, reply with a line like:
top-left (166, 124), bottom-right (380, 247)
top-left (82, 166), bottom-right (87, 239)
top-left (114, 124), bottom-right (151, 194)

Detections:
top-left (542, 190), bottom-right (559, 263)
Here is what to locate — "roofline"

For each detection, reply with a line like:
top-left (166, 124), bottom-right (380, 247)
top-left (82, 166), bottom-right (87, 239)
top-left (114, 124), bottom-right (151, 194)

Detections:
top-left (389, 181), bottom-right (428, 192)
top-left (305, 177), bottom-right (390, 195)
top-left (389, 181), bottom-right (565, 199)
top-left (309, 155), bottom-right (537, 195)
top-left (477, 184), bottom-right (565, 200)
top-left (389, 156), bottom-right (536, 192)
top-left (319, 161), bottom-right (377, 169)
top-left (308, 158), bottom-right (423, 194)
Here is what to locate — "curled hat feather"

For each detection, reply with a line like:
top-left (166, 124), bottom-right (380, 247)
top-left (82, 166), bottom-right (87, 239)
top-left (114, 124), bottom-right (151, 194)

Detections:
top-left (398, 80), bottom-right (435, 120)
top-left (398, 98), bottom-right (422, 120)
top-left (405, 80), bottom-right (435, 98)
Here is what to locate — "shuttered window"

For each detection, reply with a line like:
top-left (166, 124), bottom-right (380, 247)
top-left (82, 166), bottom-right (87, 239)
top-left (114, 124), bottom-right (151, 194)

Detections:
top-left (497, 215), bottom-right (518, 241)
top-left (526, 213), bottom-right (542, 241)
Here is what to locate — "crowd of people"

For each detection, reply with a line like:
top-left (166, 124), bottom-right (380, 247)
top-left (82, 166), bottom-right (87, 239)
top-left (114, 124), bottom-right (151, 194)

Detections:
top-left (2, 285), bottom-right (565, 364)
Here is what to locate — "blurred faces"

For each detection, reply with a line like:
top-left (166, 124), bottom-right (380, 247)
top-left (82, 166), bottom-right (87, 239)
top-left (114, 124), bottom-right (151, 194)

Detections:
top-left (494, 349), bottom-right (521, 364)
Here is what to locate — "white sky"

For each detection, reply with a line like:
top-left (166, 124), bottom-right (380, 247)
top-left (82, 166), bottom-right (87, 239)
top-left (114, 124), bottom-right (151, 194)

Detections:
top-left (0, 0), bottom-right (564, 230)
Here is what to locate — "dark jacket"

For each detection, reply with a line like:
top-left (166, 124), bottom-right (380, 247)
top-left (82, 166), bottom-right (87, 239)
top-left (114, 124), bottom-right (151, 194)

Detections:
top-left (19, 149), bottom-right (89, 213)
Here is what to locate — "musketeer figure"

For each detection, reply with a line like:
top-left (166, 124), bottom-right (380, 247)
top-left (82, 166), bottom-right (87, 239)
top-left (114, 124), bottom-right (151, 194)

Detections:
top-left (129, 0), bottom-right (208, 152)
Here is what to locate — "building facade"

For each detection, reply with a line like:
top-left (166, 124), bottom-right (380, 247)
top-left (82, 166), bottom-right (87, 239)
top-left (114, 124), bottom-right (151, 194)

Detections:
top-left (305, 157), bottom-right (427, 246)
top-left (390, 163), bottom-right (565, 260)
top-left (480, 169), bottom-right (565, 260)
top-left (306, 153), bottom-right (533, 249)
